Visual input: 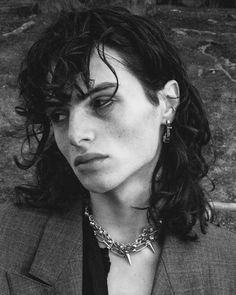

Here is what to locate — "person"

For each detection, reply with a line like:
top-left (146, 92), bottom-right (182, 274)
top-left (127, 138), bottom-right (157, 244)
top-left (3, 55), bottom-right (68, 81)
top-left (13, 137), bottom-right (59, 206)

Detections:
top-left (0, 6), bottom-right (235, 295)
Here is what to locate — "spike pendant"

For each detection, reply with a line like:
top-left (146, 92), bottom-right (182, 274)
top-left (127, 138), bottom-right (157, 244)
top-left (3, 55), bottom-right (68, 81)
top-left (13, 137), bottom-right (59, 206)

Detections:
top-left (125, 253), bottom-right (132, 265)
top-left (123, 241), bottom-right (156, 265)
top-left (85, 207), bottom-right (162, 266)
top-left (147, 240), bottom-right (155, 253)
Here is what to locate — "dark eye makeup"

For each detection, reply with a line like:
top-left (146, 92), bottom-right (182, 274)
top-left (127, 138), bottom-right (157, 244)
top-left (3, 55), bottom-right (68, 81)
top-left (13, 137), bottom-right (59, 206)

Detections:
top-left (46, 96), bottom-right (116, 124)
top-left (90, 96), bottom-right (115, 113)
top-left (47, 108), bottom-right (69, 123)
top-left (46, 83), bottom-right (119, 123)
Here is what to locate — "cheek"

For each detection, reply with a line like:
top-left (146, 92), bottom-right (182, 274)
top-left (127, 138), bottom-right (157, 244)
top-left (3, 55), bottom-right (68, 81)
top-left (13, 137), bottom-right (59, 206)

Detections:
top-left (112, 107), bottom-right (162, 158)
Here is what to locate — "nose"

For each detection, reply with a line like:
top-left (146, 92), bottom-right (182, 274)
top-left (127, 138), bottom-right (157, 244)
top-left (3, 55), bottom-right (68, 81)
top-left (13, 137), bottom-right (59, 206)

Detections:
top-left (68, 105), bottom-right (95, 148)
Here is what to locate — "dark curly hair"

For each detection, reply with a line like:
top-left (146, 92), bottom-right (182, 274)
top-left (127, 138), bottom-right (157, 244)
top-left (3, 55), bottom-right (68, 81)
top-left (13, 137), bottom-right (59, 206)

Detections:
top-left (15, 6), bottom-right (213, 241)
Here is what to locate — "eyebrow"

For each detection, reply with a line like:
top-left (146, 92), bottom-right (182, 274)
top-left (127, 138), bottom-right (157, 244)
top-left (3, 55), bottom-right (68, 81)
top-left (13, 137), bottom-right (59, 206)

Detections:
top-left (87, 82), bottom-right (117, 95)
top-left (76, 82), bottom-right (118, 100)
top-left (44, 98), bottom-right (71, 110)
top-left (44, 90), bottom-right (72, 107)
top-left (44, 82), bottom-right (118, 107)
top-left (44, 99), bottom-right (66, 106)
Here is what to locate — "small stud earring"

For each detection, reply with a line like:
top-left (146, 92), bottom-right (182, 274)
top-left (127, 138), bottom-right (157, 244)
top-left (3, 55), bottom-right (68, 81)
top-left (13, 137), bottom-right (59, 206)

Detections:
top-left (163, 120), bottom-right (172, 143)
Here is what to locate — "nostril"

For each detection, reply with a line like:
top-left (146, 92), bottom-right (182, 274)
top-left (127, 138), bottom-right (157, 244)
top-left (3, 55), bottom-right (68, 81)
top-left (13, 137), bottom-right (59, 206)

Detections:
top-left (71, 145), bottom-right (88, 155)
top-left (68, 131), bottom-right (95, 147)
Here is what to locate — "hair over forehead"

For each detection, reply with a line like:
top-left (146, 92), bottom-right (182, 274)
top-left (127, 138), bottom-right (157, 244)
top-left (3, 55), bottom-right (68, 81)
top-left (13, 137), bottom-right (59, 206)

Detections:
top-left (20, 6), bottom-right (184, 112)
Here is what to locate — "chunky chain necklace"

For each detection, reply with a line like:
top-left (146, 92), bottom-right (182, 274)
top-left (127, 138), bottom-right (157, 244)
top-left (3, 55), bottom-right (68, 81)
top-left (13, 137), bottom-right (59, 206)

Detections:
top-left (84, 207), bottom-right (162, 265)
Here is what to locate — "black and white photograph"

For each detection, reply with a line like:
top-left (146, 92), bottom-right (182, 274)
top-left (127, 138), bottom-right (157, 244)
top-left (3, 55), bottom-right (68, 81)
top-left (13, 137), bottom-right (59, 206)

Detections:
top-left (0, 0), bottom-right (236, 294)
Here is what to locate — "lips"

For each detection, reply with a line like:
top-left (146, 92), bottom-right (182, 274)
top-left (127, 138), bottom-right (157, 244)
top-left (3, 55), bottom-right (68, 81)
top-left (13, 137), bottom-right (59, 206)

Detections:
top-left (74, 153), bottom-right (108, 167)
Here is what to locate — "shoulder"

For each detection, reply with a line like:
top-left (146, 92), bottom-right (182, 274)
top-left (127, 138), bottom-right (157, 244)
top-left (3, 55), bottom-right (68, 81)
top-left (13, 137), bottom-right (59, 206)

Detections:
top-left (163, 222), bottom-right (236, 263)
top-left (201, 222), bottom-right (236, 255)
top-left (161, 223), bottom-right (236, 293)
top-left (0, 200), bottom-right (51, 271)
top-left (181, 223), bottom-right (234, 255)
top-left (0, 200), bottom-right (50, 234)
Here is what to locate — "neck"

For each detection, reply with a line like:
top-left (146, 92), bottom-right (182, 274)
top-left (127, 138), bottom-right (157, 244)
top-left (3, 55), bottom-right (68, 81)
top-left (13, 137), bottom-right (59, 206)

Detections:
top-left (89, 177), bottom-right (152, 244)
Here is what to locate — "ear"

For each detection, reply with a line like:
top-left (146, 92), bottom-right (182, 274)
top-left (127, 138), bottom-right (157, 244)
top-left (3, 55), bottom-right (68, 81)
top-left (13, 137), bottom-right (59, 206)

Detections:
top-left (157, 80), bottom-right (180, 124)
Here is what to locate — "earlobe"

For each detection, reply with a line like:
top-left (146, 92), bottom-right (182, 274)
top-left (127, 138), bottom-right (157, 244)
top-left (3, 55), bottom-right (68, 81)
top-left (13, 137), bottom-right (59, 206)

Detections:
top-left (158, 80), bottom-right (180, 123)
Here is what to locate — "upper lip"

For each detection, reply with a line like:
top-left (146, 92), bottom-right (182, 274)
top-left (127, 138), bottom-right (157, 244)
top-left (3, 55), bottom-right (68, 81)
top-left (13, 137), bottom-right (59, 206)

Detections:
top-left (74, 153), bottom-right (108, 167)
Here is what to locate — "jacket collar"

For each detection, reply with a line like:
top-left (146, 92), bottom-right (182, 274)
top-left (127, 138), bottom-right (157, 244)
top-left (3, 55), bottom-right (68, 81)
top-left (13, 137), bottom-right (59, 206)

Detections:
top-left (151, 256), bottom-right (174, 295)
top-left (151, 238), bottom-right (175, 295)
top-left (26, 201), bottom-right (175, 294)
top-left (28, 200), bottom-right (83, 286)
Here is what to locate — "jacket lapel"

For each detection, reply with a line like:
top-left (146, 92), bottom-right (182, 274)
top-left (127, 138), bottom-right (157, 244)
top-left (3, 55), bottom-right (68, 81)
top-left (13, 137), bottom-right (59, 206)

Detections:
top-left (152, 230), bottom-right (206, 295)
top-left (151, 257), bottom-right (174, 295)
top-left (151, 241), bottom-right (175, 295)
top-left (6, 272), bottom-right (53, 295)
top-left (28, 200), bottom-right (83, 291)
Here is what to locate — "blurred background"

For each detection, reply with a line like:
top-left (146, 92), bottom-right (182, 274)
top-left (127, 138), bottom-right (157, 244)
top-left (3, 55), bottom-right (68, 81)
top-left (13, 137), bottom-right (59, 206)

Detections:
top-left (0, 0), bottom-right (235, 231)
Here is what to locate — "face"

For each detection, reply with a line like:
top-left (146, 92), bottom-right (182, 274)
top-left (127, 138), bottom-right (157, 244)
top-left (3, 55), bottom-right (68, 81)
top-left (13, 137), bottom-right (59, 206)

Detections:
top-left (48, 48), bottom-right (166, 194)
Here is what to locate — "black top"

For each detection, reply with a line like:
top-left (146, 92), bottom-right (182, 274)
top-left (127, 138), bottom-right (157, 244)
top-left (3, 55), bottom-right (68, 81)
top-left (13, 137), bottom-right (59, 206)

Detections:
top-left (83, 214), bottom-right (111, 295)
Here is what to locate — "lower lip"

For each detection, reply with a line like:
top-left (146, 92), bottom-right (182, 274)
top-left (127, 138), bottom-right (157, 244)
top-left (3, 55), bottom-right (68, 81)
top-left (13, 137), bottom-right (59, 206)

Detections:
top-left (76, 157), bottom-right (108, 170)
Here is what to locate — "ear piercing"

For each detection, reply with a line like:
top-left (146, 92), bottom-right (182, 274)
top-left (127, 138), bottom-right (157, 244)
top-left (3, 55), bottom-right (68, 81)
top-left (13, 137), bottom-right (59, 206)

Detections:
top-left (163, 120), bottom-right (172, 143)
top-left (88, 79), bottom-right (95, 89)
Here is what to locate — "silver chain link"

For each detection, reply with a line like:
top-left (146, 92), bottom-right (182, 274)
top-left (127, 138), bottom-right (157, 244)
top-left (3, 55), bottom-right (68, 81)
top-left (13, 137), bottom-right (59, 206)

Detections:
top-left (85, 207), bottom-right (162, 264)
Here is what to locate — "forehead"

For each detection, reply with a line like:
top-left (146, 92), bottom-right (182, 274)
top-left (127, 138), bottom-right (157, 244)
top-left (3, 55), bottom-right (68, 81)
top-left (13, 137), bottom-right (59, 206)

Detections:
top-left (46, 47), bottom-right (142, 106)
top-left (72, 47), bottom-right (147, 103)
top-left (89, 47), bottom-right (128, 86)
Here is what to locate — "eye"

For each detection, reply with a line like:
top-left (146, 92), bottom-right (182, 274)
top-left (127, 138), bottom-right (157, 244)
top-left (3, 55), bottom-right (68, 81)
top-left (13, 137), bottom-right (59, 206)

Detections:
top-left (91, 96), bottom-right (115, 113)
top-left (48, 109), bottom-right (68, 123)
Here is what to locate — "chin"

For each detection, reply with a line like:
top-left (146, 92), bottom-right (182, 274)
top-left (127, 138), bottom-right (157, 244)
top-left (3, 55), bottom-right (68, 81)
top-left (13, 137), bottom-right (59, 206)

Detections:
top-left (81, 182), bottom-right (115, 194)
top-left (76, 173), bottom-right (118, 194)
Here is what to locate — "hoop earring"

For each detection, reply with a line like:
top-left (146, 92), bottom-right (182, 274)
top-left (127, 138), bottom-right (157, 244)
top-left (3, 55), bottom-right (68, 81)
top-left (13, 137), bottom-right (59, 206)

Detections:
top-left (162, 120), bottom-right (172, 143)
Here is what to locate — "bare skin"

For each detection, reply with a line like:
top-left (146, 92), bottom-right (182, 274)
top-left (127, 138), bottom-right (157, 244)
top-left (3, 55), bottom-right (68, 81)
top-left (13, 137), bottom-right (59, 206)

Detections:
top-left (89, 164), bottom-right (159, 295)
top-left (52, 47), bottom-right (179, 294)
top-left (107, 246), bottom-right (159, 295)
top-left (90, 190), bottom-right (159, 295)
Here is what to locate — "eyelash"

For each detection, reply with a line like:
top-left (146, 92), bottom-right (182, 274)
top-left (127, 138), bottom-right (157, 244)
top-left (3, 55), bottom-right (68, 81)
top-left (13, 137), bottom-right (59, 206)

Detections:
top-left (91, 96), bottom-right (114, 112)
top-left (48, 110), bottom-right (68, 124)
top-left (48, 97), bottom-right (115, 123)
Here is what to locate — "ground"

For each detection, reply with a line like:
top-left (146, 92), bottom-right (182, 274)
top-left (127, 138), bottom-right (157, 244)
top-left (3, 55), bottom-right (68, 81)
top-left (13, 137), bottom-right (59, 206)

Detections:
top-left (0, 4), bottom-right (235, 231)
